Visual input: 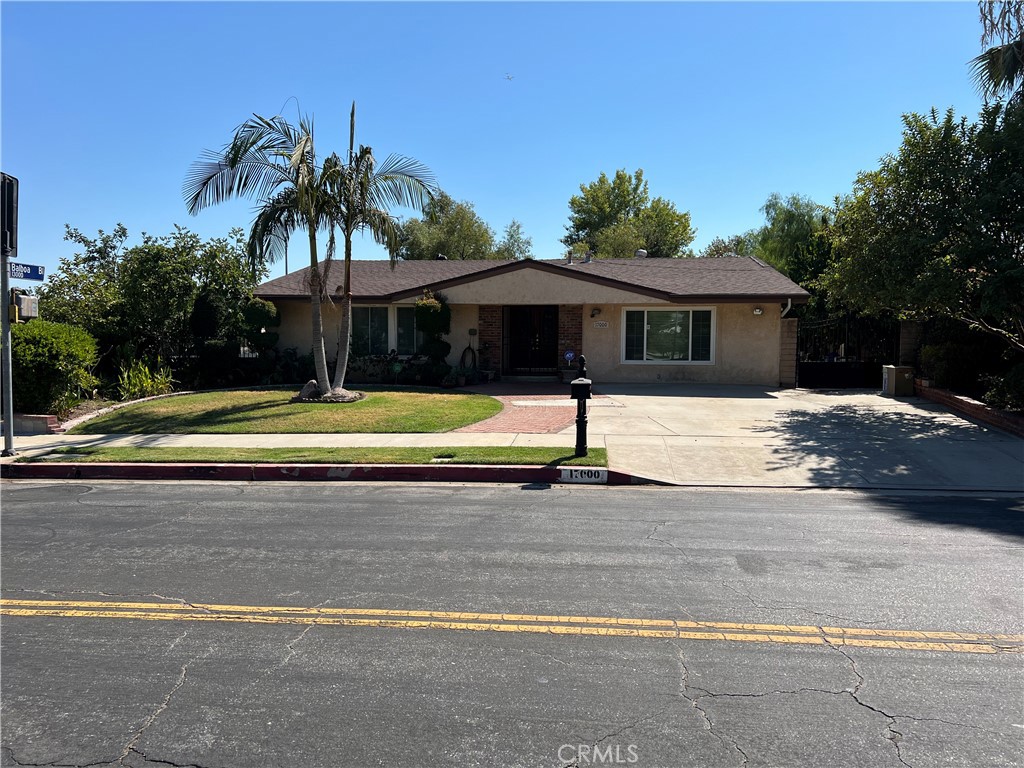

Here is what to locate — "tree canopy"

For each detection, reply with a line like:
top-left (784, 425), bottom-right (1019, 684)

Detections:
top-left (822, 103), bottom-right (1024, 353)
top-left (398, 192), bottom-right (497, 260)
top-left (698, 234), bottom-right (756, 259)
top-left (751, 193), bottom-right (833, 287)
top-left (561, 168), bottom-right (695, 258)
top-left (38, 224), bottom-right (270, 367)
top-left (398, 193), bottom-right (534, 260)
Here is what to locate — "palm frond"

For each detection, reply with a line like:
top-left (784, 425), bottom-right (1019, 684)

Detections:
top-left (970, 39), bottom-right (1024, 100)
top-left (183, 116), bottom-right (304, 214)
top-left (245, 187), bottom-right (300, 270)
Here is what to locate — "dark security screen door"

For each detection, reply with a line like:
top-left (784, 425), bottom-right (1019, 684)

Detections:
top-left (504, 306), bottom-right (559, 375)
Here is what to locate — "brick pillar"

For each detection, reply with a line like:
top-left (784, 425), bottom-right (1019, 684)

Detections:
top-left (478, 305), bottom-right (502, 375)
top-left (558, 305), bottom-right (583, 361)
top-left (779, 317), bottom-right (798, 388)
top-left (899, 320), bottom-right (924, 367)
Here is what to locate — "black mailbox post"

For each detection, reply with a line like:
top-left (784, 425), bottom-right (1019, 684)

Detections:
top-left (569, 355), bottom-right (592, 457)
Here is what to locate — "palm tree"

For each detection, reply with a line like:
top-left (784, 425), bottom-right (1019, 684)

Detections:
top-left (327, 103), bottom-right (436, 396)
top-left (184, 112), bottom-right (343, 396)
top-left (970, 1), bottom-right (1024, 103)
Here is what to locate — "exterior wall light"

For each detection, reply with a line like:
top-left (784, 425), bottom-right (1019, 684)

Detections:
top-left (753, 306), bottom-right (764, 316)
top-left (591, 308), bottom-right (602, 318)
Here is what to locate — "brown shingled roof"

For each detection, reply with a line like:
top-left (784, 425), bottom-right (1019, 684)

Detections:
top-left (254, 256), bottom-right (810, 303)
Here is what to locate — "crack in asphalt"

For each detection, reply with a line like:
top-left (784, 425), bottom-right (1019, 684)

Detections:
top-left (644, 521), bottom-right (691, 558)
top-left (115, 649), bottom-right (211, 766)
top-left (1, 744), bottom-right (218, 768)
top-left (668, 641), bottom-right (749, 767)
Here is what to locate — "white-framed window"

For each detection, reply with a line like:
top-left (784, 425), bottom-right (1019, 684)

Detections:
top-left (622, 307), bottom-right (715, 364)
top-left (351, 306), bottom-right (389, 356)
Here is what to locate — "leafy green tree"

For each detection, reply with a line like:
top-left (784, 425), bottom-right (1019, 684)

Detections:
top-left (638, 197), bottom-right (696, 259)
top-left (39, 225), bottom-right (261, 367)
top-left (699, 233), bottom-right (757, 258)
top-left (593, 220), bottom-right (644, 259)
top-left (398, 191), bottom-right (495, 260)
top-left (562, 168), bottom-right (694, 258)
top-left (185, 112), bottom-right (343, 395)
top-left (823, 104), bottom-right (1024, 353)
top-left (563, 168), bottom-right (648, 251)
top-left (38, 224), bottom-right (128, 348)
top-left (970, 0), bottom-right (1023, 103)
top-left (329, 103), bottom-right (437, 396)
top-left (752, 193), bottom-right (832, 286)
top-left (494, 219), bottom-right (534, 260)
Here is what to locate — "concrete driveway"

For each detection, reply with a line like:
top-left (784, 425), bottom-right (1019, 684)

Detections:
top-left (588, 384), bottom-right (1024, 491)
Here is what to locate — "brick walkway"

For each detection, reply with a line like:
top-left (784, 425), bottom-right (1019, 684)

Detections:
top-left (455, 395), bottom-right (578, 434)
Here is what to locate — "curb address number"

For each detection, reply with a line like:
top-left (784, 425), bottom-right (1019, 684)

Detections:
top-left (559, 467), bottom-right (608, 484)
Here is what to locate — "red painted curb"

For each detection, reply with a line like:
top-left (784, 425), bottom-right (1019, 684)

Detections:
top-left (1, 462), bottom-right (651, 485)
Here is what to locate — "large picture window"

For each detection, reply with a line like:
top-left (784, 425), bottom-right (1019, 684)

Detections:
top-left (351, 306), bottom-right (389, 356)
top-left (623, 308), bottom-right (714, 363)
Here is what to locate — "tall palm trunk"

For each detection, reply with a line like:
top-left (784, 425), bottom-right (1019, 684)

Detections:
top-left (330, 230), bottom-right (354, 393)
top-left (307, 228), bottom-right (331, 393)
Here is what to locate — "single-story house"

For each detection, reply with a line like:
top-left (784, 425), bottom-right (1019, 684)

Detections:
top-left (253, 255), bottom-right (810, 387)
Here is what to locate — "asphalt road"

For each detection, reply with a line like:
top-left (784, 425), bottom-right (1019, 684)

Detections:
top-left (1, 481), bottom-right (1022, 768)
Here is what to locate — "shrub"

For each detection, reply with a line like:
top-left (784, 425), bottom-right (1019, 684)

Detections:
top-left (11, 320), bottom-right (99, 416)
top-left (415, 290), bottom-right (452, 363)
top-left (983, 361), bottom-right (1024, 414)
top-left (117, 359), bottom-right (175, 401)
top-left (264, 347), bottom-right (315, 386)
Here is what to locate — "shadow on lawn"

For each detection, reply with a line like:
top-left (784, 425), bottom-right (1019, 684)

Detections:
top-left (74, 398), bottom-right (294, 434)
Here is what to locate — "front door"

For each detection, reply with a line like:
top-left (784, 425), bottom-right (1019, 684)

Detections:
top-left (504, 306), bottom-right (559, 375)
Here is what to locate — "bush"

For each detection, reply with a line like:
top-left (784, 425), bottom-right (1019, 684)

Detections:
top-left (264, 348), bottom-right (314, 386)
top-left (11, 320), bottom-right (99, 416)
top-left (117, 359), bottom-right (175, 401)
top-left (983, 362), bottom-right (1024, 414)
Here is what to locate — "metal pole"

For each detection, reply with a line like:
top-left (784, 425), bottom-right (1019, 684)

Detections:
top-left (574, 397), bottom-right (588, 458)
top-left (1, 249), bottom-right (15, 455)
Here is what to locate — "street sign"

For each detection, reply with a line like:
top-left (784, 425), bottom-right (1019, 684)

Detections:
top-left (8, 262), bottom-right (44, 281)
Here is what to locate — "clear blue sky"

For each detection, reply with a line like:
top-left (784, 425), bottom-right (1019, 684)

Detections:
top-left (2, 1), bottom-right (985, 283)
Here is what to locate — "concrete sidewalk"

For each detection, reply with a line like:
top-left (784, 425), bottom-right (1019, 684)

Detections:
top-left (3, 385), bottom-right (1022, 491)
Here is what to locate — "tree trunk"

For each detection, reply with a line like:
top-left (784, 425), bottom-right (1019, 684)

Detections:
top-left (330, 229), bottom-right (355, 394)
top-left (331, 293), bottom-right (352, 391)
top-left (308, 229), bottom-right (331, 394)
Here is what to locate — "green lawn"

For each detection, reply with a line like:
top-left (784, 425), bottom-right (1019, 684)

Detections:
top-left (68, 388), bottom-right (503, 434)
top-left (28, 446), bottom-right (607, 467)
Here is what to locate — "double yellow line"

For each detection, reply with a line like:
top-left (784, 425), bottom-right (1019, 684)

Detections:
top-left (3, 598), bottom-right (1022, 655)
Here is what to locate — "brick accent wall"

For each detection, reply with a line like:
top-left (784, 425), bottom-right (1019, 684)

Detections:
top-left (779, 317), bottom-right (798, 388)
top-left (478, 305), bottom-right (502, 374)
top-left (914, 381), bottom-right (1024, 438)
top-left (558, 305), bottom-right (583, 363)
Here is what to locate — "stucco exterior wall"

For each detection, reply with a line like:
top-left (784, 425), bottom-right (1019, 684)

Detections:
top-left (271, 298), bottom-right (783, 386)
top-left (440, 270), bottom-right (656, 306)
top-left (580, 302), bottom-right (781, 386)
top-left (274, 299), bottom-right (478, 369)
